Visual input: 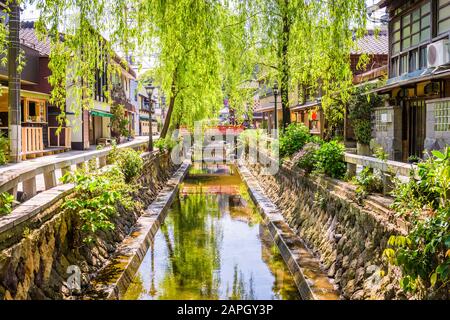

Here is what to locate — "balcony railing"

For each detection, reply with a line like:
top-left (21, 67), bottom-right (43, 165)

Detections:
top-left (48, 127), bottom-right (72, 148)
top-left (21, 127), bottom-right (44, 155)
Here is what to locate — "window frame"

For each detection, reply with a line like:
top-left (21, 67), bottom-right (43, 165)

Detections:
top-left (389, 0), bottom-right (442, 78)
top-left (21, 98), bottom-right (47, 123)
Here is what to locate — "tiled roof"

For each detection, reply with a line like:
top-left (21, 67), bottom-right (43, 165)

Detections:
top-left (19, 22), bottom-right (135, 80)
top-left (351, 30), bottom-right (388, 56)
top-left (20, 21), bottom-right (51, 57)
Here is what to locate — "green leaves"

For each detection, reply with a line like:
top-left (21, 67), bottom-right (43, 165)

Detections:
top-left (314, 140), bottom-right (346, 179)
top-left (385, 147), bottom-right (450, 297)
top-left (0, 131), bottom-right (9, 165)
top-left (279, 123), bottom-right (311, 158)
top-left (0, 192), bottom-right (14, 216)
top-left (61, 158), bottom-right (138, 243)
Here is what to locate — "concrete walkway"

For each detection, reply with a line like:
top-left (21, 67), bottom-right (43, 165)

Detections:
top-left (0, 135), bottom-right (157, 193)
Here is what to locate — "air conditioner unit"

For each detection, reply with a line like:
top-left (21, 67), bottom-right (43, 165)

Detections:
top-left (427, 39), bottom-right (450, 68)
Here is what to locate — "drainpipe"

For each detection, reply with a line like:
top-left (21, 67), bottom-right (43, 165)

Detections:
top-left (8, 1), bottom-right (21, 162)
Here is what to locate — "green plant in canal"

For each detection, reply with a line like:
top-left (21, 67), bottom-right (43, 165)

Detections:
top-left (106, 140), bottom-right (119, 165)
top-left (107, 146), bottom-right (144, 183)
top-left (0, 192), bottom-right (14, 216)
top-left (353, 167), bottom-right (383, 204)
top-left (384, 148), bottom-right (450, 298)
top-left (279, 123), bottom-right (311, 158)
top-left (61, 166), bottom-right (136, 243)
top-left (116, 148), bottom-right (144, 183)
top-left (313, 140), bottom-right (346, 179)
top-left (293, 142), bottom-right (320, 174)
top-left (155, 137), bottom-right (177, 153)
top-left (0, 132), bottom-right (9, 165)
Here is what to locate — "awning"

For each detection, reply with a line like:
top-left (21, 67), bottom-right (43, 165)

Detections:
top-left (291, 100), bottom-right (320, 112)
top-left (370, 68), bottom-right (450, 94)
top-left (90, 110), bottom-right (113, 118)
top-left (139, 115), bottom-right (157, 122)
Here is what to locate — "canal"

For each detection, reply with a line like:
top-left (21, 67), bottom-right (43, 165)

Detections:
top-left (123, 164), bottom-right (300, 300)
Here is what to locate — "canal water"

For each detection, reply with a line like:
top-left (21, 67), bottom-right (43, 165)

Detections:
top-left (123, 164), bottom-right (300, 300)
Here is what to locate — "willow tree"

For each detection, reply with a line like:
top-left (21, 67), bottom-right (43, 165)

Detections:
top-left (0, 0), bottom-right (369, 141)
top-left (242, 0), bottom-right (368, 133)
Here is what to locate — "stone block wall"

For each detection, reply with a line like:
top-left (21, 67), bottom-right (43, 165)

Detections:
top-left (0, 152), bottom-right (178, 300)
top-left (424, 99), bottom-right (450, 153)
top-left (246, 161), bottom-right (408, 300)
top-left (372, 105), bottom-right (403, 161)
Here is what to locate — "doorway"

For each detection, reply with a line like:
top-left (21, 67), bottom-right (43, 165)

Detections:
top-left (403, 99), bottom-right (426, 160)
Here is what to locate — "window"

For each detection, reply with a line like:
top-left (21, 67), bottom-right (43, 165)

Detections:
top-left (390, 1), bottom-right (431, 77)
top-left (396, 1), bottom-right (431, 52)
top-left (409, 49), bottom-right (418, 72)
top-left (21, 99), bottom-right (47, 123)
top-left (434, 100), bottom-right (450, 131)
top-left (419, 46), bottom-right (428, 69)
top-left (392, 20), bottom-right (401, 54)
top-left (391, 57), bottom-right (399, 77)
top-left (438, 0), bottom-right (450, 34)
top-left (399, 54), bottom-right (408, 75)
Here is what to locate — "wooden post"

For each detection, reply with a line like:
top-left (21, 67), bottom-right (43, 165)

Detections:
top-left (23, 177), bottom-right (37, 199)
top-left (44, 170), bottom-right (57, 189)
top-left (8, 1), bottom-right (21, 163)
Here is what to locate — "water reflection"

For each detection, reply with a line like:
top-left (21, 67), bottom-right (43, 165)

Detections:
top-left (123, 164), bottom-right (300, 300)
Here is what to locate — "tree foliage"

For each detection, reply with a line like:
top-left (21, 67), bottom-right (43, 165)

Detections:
top-left (1, 0), bottom-right (368, 135)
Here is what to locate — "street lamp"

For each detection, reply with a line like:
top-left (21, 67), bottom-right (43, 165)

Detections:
top-left (273, 81), bottom-right (279, 135)
top-left (145, 84), bottom-right (155, 152)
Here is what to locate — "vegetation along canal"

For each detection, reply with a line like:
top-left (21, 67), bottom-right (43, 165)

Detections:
top-left (123, 164), bottom-right (300, 300)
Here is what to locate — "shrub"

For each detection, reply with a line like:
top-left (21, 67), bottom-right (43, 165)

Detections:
top-left (384, 148), bottom-right (450, 297)
top-left (111, 104), bottom-right (130, 138)
top-left (106, 140), bottom-right (119, 164)
top-left (0, 192), bottom-right (14, 215)
top-left (116, 148), bottom-right (144, 183)
top-left (61, 166), bottom-right (136, 243)
top-left (347, 85), bottom-right (383, 145)
top-left (314, 140), bottom-right (346, 179)
top-left (0, 132), bottom-right (9, 165)
top-left (353, 167), bottom-right (383, 203)
top-left (155, 137), bottom-right (177, 153)
top-left (293, 142), bottom-right (320, 174)
top-left (279, 123), bottom-right (311, 158)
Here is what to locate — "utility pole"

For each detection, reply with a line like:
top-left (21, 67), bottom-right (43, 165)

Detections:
top-left (8, 0), bottom-right (21, 163)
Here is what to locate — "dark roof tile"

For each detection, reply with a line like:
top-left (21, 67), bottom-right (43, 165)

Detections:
top-left (20, 21), bottom-right (51, 56)
top-left (351, 30), bottom-right (388, 56)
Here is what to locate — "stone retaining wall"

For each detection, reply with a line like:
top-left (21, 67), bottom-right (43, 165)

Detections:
top-left (246, 160), bottom-right (408, 300)
top-left (0, 152), bottom-right (178, 300)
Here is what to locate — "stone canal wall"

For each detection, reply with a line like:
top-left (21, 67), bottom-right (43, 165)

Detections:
top-left (245, 159), bottom-right (408, 300)
top-left (0, 152), bottom-right (178, 300)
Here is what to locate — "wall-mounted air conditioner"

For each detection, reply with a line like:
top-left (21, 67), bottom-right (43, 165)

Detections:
top-left (427, 39), bottom-right (450, 68)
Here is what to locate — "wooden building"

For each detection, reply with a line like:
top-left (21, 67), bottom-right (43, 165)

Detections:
top-left (372, 0), bottom-right (450, 161)
top-left (253, 30), bottom-right (388, 139)
top-left (0, 22), bottom-right (71, 160)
